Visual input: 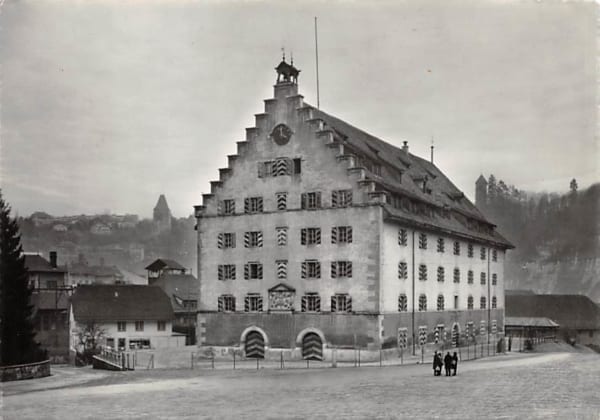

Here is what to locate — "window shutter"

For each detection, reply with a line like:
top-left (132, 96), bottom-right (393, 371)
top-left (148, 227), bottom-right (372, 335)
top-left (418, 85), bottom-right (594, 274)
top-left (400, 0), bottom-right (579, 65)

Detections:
top-left (331, 191), bottom-right (338, 208)
top-left (315, 296), bottom-right (321, 311)
top-left (347, 262), bottom-right (353, 278)
top-left (331, 296), bottom-right (337, 313)
top-left (315, 229), bottom-right (321, 244)
top-left (244, 198), bottom-right (250, 213)
top-left (244, 296), bottom-right (250, 312)
top-left (218, 296), bottom-right (223, 312)
top-left (347, 227), bottom-right (353, 243)
top-left (258, 295), bottom-right (263, 311)
top-left (257, 264), bottom-right (263, 280)
top-left (301, 193), bottom-right (307, 209)
top-left (218, 265), bottom-right (224, 280)
top-left (301, 261), bottom-right (307, 279)
top-left (258, 162), bottom-right (265, 178)
top-left (301, 228), bottom-right (307, 245)
top-left (331, 227), bottom-right (337, 244)
top-left (345, 191), bottom-right (353, 206)
top-left (257, 232), bottom-right (263, 247)
top-left (217, 233), bottom-right (223, 249)
top-left (346, 295), bottom-right (352, 312)
top-left (244, 264), bottom-right (249, 280)
top-left (231, 265), bottom-right (236, 280)
top-left (232, 233), bottom-right (236, 248)
top-left (315, 262), bottom-right (321, 278)
top-left (276, 260), bottom-right (287, 279)
top-left (331, 262), bottom-right (337, 279)
top-left (244, 232), bottom-right (250, 248)
top-left (217, 201), bottom-right (223, 215)
top-left (257, 197), bottom-right (263, 212)
top-left (316, 192), bottom-right (322, 208)
top-left (232, 297), bottom-right (236, 311)
top-left (301, 296), bottom-right (307, 312)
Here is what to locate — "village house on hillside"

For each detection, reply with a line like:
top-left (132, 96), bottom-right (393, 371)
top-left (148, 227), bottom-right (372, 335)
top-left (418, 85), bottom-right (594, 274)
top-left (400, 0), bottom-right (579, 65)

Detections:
top-left (193, 59), bottom-right (513, 360)
top-left (68, 255), bottom-right (124, 286)
top-left (69, 285), bottom-right (185, 358)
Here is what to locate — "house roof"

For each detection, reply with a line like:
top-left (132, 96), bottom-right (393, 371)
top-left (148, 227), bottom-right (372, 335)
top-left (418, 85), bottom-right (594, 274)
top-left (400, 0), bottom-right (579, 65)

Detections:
top-left (151, 274), bottom-right (198, 312)
top-left (505, 317), bottom-right (560, 328)
top-left (24, 254), bottom-right (67, 274)
top-left (68, 263), bottom-right (123, 278)
top-left (71, 285), bottom-right (174, 322)
top-left (154, 194), bottom-right (170, 212)
top-left (309, 106), bottom-right (513, 248)
top-left (145, 258), bottom-right (186, 271)
top-left (506, 294), bottom-right (600, 330)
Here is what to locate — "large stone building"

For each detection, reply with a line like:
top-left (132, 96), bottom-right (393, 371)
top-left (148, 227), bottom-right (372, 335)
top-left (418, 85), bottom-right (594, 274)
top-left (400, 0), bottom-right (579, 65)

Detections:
top-left (194, 59), bottom-right (513, 359)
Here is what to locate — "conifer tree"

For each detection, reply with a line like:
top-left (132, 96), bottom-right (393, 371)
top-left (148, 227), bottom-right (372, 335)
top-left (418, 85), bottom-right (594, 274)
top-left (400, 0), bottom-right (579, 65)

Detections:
top-left (0, 190), bottom-right (41, 365)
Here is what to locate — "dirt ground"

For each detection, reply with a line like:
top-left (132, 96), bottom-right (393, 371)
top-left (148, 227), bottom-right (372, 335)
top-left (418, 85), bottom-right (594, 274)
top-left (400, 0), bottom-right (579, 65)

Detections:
top-left (2, 352), bottom-right (598, 419)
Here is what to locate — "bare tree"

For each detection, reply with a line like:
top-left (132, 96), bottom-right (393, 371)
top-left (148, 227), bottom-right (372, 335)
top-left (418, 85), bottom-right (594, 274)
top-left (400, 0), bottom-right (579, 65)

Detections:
top-left (75, 321), bottom-right (106, 365)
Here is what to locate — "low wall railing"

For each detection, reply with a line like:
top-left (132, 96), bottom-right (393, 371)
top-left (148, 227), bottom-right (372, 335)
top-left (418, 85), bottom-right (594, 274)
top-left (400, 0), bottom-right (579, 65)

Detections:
top-left (0, 359), bottom-right (51, 382)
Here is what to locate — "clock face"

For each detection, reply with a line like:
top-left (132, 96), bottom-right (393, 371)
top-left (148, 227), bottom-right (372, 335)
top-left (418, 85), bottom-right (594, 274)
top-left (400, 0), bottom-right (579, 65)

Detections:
top-left (271, 123), bottom-right (293, 145)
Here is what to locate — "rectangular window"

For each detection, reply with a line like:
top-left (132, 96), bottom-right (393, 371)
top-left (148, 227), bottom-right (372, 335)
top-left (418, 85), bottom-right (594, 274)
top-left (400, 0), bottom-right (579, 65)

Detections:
top-left (301, 294), bottom-right (321, 312)
top-left (244, 262), bottom-right (263, 280)
top-left (244, 294), bottom-right (263, 312)
top-left (293, 158), bottom-right (302, 174)
top-left (47, 280), bottom-right (58, 289)
top-left (437, 266), bottom-right (445, 282)
top-left (301, 192), bottom-right (322, 210)
top-left (331, 226), bottom-right (352, 244)
top-left (301, 260), bottom-right (321, 279)
top-left (276, 227), bottom-right (288, 246)
top-left (453, 268), bottom-right (460, 283)
top-left (468, 244), bottom-right (474, 258)
top-left (301, 227), bottom-right (321, 245)
top-left (398, 294), bottom-right (408, 312)
top-left (492, 273), bottom-right (497, 285)
top-left (276, 260), bottom-right (287, 279)
top-left (331, 190), bottom-right (353, 208)
top-left (157, 321), bottom-right (166, 331)
top-left (480, 247), bottom-right (486, 260)
top-left (258, 160), bottom-right (275, 177)
top-left (221, 199), bottom-right (235, 215)
top-left (135, 321), bottom-right (144, 331)
top-left (218, 264), bottom-right (236, 280)
top-left (218, 232), bottom-right (236, 249)
top-left (480, 272), bottom-right (486, 285)
top-left (418, 295), bottom-right (427, 311)
top-left (418, 233), bottom-right (428, 249)
top-left (492, 249), bottom-right (498, 262)
top-left (331, 294), bottom-right (352, 313)
top-left (453, 241), bottom-right (460, 256)
top-left (468, 270), bottom-right (474, 284)
top-left (244, 197), bottom-right (263, 213)
top-left (117, 321), bottom-right (126, 332)
top-left (218, 295), bottom-right (236, 312)
top-left (418, 264), bottom-right (427, 281)
top-left (244, 231), bottom-right (263, 248)
top-left (437, 237), bottom-right (445, 253)
top-left (454, 295), bottom-right (459, 310)
top-left (276, 192), bottom-right (287, 210)
top-left (331, 261), bottom-right (353, 278)
top-left (398, 229), bottom-right (408, 246)
top-left (398, 262), bottom-right (408, 280)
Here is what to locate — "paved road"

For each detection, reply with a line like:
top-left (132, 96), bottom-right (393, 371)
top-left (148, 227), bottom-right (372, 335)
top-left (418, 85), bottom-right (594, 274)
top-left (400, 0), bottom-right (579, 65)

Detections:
top-left (2, 352), bottom-right (598, 419)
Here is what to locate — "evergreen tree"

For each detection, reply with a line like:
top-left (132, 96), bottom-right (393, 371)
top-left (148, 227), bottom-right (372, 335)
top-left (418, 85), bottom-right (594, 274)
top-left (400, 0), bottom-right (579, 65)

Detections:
top-left (0, 190), bottom-right (41, 365)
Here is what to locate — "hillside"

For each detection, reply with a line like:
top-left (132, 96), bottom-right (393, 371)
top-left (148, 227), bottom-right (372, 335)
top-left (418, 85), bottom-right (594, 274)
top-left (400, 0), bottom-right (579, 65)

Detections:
top-left (477, 177), bottom-right (600, 300)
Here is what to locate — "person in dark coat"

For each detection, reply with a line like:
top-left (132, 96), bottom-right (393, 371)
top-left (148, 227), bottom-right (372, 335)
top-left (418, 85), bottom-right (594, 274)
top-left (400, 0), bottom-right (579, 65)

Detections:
top-left (436, 352), bottom-right (443, 376)
top-left (451, 352), bottom-right (458, 376)
top-left (432, 351), bottom-right (439, 376)
top-left (443, 352), bottom-right (452, 376)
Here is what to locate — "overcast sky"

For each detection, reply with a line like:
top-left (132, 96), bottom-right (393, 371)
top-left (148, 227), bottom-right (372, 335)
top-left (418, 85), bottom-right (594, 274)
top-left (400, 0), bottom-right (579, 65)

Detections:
top-left (1, 0), bottom-right (597, 218)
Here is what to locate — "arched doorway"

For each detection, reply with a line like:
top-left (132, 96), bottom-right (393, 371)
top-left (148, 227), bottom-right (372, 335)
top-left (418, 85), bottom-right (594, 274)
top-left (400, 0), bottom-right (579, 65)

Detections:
top-left (244, 330), bottom-right (265, 359)
top-left (301, 332), bottom-right (323, 361)
top-left (452, 323), bottom-right (460, 347)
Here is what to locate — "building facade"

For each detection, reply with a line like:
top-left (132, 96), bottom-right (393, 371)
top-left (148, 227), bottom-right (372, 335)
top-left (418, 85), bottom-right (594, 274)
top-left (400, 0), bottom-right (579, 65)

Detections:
top-left (194, 60), bottom-right (513, 358)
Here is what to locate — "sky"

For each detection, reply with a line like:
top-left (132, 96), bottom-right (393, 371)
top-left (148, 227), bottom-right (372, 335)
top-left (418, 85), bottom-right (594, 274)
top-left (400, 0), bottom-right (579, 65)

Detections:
top-left (0, 0), bottom-right (597, 218)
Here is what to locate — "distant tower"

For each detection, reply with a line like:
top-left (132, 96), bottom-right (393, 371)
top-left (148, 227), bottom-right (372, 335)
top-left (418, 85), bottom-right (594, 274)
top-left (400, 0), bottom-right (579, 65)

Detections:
top-left (475, 175), bottom-right (488, 209)
top-left (153, 194), bottom-right (172, 232)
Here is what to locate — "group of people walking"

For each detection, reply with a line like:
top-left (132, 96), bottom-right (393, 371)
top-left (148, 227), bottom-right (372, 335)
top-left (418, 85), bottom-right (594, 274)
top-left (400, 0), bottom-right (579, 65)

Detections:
top-left (433, 351), bottom-right (458, 376)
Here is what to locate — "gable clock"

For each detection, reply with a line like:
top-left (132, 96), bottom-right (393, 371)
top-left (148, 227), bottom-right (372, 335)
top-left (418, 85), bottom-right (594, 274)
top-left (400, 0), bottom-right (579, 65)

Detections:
top-left (270, 123), bottom-right (293, 145)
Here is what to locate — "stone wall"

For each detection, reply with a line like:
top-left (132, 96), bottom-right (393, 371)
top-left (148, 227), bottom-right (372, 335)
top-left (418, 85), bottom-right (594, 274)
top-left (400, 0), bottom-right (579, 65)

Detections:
top-left (0, 359), bottom-right (51, 382)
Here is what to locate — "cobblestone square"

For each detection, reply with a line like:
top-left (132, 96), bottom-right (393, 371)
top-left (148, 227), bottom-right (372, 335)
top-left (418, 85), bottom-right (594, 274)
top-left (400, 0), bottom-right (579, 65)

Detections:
top-left (2, 352), bottom-right (599, 419)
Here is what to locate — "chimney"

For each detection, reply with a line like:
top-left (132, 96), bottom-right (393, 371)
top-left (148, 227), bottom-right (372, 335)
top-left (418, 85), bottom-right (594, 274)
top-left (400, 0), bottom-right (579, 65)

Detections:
top-left (402, 141), bottom-right (409, 155)
top-left (49, 251), bottom-right (57, 268)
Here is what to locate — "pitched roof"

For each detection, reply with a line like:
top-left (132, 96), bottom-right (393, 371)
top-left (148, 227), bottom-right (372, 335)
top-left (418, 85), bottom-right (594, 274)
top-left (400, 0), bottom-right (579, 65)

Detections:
top-left (145, 258), bottom-right (186, 271)
top-left (154, 194), bottom-right (170, 212)
top-left (308, 106), bottom-right (513, 248)
top-left (24, 254), bottom-right (67, 273)
top-left (506, 294), bottom-right (600, 330)
top-left (505, 317), bottom-right (560, 328)
top-left (68, 263), bottom-right (123, 278)
top-left (151, 274), bottom-right (198, 312)
top-left (71, 285), bottom-right (174, 322)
